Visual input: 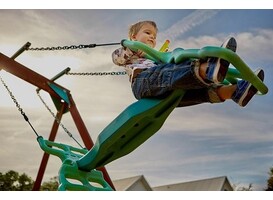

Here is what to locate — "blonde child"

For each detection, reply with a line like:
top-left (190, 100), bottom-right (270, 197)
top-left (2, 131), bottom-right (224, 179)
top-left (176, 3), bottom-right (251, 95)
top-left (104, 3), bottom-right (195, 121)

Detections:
top-left (112, 20), bottom-right (264, 107)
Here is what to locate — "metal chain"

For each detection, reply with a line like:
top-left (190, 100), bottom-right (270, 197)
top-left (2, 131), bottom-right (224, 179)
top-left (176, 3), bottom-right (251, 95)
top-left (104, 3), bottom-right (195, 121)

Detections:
top-left (36, 90), bottom-right (84, 148)
top-left (25, 42), bottom-right (127, 77)
top-left (66, 71), bottom-right (126, 76)
top-left (0, 75), bottom-right (39, 137)
top-left (0, 74), bottom-right (83, 147)
top-left (26, 42), bottom-right (120, 51)
top-left (0, 75), bottom-right (25, 116)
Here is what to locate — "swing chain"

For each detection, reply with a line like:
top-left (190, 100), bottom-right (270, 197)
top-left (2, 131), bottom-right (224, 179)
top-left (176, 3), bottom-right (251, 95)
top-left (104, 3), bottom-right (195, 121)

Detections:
top-left (66, 71), bottom-right (126, 76)
top-left (0, 75), bottom-right (27, 118)
top-left (36, 90), bottom-right (84, 148)
top-left (26, 42), bottom-right (120, 51)
top-left (27, 44), bottom-right (95, 51)
top-left (0, 75), bottom-right (40, 137)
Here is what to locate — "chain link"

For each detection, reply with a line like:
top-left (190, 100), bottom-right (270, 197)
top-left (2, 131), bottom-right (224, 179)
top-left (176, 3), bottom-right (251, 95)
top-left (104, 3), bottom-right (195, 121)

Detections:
top-left (26, 42), bottom-right (120, 51)
top-left (25, 42), bottom-right (127, 77)
top-left (36, 90), bottom-right (84, 148)
top-left (0, 75), bottom-right (40, 137)
top-left (66, 71), bottom-right (126, 76)
top-left (0, 75), bottom-right (26, 116)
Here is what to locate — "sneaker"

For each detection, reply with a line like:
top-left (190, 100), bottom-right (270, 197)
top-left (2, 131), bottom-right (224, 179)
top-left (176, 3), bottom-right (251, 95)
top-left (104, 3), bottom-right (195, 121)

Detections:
top-left (232, 69), bottom-right (264, 107)
top-left (206, 37), bottom-right (237, 84)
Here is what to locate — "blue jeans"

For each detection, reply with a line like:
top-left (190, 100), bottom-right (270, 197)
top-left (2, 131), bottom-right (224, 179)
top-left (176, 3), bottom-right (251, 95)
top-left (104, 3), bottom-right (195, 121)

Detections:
top-left (131, 59), bottom-right (223, 107)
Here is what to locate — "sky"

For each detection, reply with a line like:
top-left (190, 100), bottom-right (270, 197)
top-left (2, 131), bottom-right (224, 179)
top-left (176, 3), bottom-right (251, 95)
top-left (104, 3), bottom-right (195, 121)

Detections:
top-left (0, 7), bottom-right (273, 192)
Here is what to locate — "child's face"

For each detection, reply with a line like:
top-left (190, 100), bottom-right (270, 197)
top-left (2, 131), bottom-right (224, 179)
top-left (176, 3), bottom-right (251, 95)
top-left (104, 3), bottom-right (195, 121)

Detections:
top-left (131, 23), bottom-right (157, 48)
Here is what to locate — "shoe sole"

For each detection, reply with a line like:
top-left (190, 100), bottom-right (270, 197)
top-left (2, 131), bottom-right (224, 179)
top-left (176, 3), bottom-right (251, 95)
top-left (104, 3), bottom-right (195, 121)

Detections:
top-left (239, 69), bottom-right (264, 107)
top-left (218, 37), bottom-right (237, 83)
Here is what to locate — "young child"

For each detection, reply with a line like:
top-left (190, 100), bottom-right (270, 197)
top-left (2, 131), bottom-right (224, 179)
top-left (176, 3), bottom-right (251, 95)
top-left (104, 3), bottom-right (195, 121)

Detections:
top-left (112, 20), bottom-right (264, 107)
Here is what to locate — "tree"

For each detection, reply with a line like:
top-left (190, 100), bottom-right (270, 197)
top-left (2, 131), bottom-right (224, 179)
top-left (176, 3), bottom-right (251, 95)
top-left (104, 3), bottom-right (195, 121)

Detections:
top-left (40, 176), bottom-right (59, 191)
top-left (0, 170), bottom-right (34, 191)
top-left (0, 170), bottom-right (59, 191)
top-left (265, 167), bottom-right (273, 191)
top-left (233, 183), bottom-right (253, 191)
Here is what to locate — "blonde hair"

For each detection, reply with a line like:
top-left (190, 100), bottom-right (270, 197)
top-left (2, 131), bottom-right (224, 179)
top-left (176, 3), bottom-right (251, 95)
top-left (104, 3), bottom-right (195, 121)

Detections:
top-left (128, 20), bottom-right (158, 39)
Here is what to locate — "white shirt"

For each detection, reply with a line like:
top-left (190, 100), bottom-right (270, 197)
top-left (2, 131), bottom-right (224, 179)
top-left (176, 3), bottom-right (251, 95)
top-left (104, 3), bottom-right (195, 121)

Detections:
top-left (112, 47), bottom-right (156, 82)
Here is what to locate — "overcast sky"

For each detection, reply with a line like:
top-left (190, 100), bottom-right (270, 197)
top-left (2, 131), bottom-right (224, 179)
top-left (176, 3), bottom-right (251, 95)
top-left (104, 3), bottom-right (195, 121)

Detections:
top-left (0, 8), bottom-right (273, 191)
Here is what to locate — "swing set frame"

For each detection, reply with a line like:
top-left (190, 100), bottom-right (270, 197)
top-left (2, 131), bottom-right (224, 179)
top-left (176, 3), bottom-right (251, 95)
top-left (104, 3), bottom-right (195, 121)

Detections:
top-left (0, 43), bottom-right (115, 190)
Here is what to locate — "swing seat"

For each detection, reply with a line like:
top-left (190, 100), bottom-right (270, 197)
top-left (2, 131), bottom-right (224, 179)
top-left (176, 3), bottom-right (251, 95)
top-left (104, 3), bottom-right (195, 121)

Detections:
top-left (37, 136), bottom-right (114, 191)
top-left (77, 89), bottom-right (185, 171)
top-left (37, 89), bottom-right (185, 190)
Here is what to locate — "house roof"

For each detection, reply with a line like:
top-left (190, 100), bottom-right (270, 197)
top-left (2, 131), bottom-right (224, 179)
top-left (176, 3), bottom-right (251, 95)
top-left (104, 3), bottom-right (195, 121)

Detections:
top-left (113, 175), bottom-right (153, 191)
top-left (113, 175), bottom-right (233, 191)
top-left (153, 176), bottom-right (233, 191)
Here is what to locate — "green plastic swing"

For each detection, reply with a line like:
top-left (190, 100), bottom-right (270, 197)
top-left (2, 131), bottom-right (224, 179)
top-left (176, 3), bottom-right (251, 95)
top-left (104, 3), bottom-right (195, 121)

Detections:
top-left (37, 39), bottom-right (268, 191)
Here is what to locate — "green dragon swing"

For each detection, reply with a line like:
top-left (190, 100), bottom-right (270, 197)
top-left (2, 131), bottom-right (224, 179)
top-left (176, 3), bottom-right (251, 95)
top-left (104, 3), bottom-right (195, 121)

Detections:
top-left (0, 39), bottom-right (268, 191)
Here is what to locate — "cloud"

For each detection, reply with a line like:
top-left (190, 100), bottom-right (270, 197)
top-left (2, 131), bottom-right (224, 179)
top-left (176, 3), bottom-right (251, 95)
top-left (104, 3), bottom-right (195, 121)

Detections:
top-left (235, 29), bottom-right (273, 62)
top-left (159, 10), bottom-right (220, 42)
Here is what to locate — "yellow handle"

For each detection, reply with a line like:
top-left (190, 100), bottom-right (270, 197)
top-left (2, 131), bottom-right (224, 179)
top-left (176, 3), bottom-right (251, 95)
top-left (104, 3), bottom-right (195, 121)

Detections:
top-left (159, 40), bottom-right (170, 52)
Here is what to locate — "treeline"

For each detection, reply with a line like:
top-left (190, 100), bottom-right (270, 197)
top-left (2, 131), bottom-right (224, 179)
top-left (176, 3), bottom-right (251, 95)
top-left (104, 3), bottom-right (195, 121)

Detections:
top-left (0, 170), bottom-right (58, 191)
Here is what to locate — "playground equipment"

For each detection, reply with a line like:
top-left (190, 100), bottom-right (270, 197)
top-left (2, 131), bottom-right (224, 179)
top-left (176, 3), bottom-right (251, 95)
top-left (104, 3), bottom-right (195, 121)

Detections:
top-left (0, 39), bottom-right (268, 191)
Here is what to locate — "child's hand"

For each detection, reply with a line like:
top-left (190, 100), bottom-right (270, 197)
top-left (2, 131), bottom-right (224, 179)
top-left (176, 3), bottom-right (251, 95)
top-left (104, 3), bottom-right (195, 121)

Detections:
top-left (136, 50), bottom-right (145, 57)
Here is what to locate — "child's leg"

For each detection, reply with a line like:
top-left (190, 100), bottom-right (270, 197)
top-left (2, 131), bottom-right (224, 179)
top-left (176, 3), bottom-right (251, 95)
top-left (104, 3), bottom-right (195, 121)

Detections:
top-left (178, 68), bottom-right (264, 107)
top-left (216, 85), bottom-right (236, 100)
top-left (216, 68), bottom-right (264, 107)
top-left (131, 60), bottom-right (207, 100)
top-left (199, 37), bottom-right (237, 84)
top-left (176, 88), bottom-right (221, 107)
top-left (231, 69), bottom-right (264, 107)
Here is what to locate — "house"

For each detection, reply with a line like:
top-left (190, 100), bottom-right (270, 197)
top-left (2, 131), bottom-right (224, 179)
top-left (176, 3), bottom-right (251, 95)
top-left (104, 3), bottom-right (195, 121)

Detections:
top-left (153, 176), bottom-right (233, 191)
top-left (112, 175), bottom-right (233, 191)
top-left (113, 175), bottom-right (153, 191)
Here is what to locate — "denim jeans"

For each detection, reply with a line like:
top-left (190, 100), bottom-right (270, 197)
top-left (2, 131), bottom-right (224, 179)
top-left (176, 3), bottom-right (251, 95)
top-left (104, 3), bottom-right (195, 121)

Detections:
top-left (131, 59), bottom-right (224, 107)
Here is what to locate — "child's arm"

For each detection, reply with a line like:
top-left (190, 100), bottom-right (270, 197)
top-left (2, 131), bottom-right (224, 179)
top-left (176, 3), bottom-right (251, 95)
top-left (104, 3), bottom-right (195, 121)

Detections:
top-left (112, 47), bottom-right (142, 66)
